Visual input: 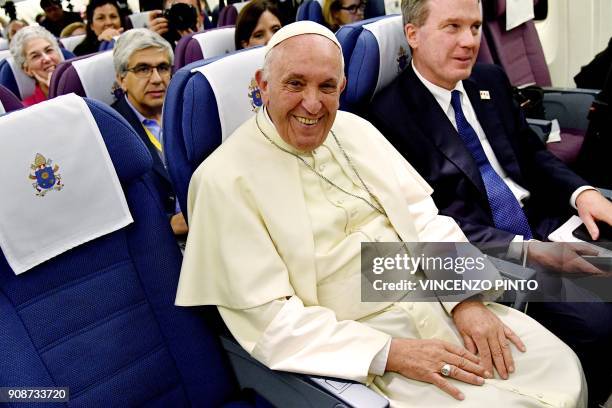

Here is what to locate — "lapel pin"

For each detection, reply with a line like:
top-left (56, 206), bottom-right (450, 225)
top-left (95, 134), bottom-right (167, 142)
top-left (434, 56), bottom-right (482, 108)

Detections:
top-left (480, 90), bottom-right (491, 100)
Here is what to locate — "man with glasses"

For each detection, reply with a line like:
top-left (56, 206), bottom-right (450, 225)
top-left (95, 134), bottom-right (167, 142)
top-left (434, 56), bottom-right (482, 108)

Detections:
top-left (112, 28), bottom-right (188, 236)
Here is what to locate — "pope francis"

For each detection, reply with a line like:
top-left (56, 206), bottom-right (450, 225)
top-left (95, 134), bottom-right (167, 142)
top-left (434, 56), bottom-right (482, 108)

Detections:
top-left (176, 21), bottom-right (586, 407)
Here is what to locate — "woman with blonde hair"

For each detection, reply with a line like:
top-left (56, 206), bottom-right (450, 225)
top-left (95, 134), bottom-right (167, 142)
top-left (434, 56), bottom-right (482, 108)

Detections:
top-left (322, 0), bottom-right (365, 32)
top-left (60, 21), bottom-right (87, 37)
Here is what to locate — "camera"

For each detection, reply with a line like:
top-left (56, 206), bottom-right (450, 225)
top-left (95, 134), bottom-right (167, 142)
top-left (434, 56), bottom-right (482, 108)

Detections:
top-left (163, 3), bottom-right (197, 32)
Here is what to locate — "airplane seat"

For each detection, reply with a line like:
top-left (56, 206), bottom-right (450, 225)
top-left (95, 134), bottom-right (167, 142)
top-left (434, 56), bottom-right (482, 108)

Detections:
top-left (364, 0), bottom-right (386, 19)
top-left (0, 95), bottom-right (263, 407)
top-left (335, 15), bottom-right (389, 72)
top-left (174, 26), bottom-right (236, 71)
top-left (0, 49), bottom-right (10, 62)
top-left (481, 0), bottom-right (598, 164)
top-left (218, 1), bottom-right (250, 27)
top-left (483, 0), bottom-right (551, 87)
top-left (296, 0), bottom-right (324, 24)
top-left (476, 32), bottom-right (495, 64)
top-left (0, 48), bottom-right (75, 100)
top-left (337, 15), bottom-right (409, 114)
top-left (0, 84), bottom-right (23, 113)
top-left (164, 46), bottom-right (266, 217)
top-left (49, 51), bottom-right (117, 105)
top-left (162, 47), bottom-right (390, 407)
top-left (128, 10), bottom-right (151, 29)
top-left (59, 34), bottom-right (86, 53)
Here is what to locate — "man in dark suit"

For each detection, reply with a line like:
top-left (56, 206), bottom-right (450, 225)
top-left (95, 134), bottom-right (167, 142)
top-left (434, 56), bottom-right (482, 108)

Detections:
top-left (369, 0), bottom-right (612, 405)
top-left (112, 28), bottom-right (187, 235)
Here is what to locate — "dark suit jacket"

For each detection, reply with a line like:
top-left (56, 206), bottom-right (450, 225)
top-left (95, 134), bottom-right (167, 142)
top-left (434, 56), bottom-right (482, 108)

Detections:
top-left (369, 63), bottom-right (588, 243)
top-left (111, 96), bottom-right (176, 215)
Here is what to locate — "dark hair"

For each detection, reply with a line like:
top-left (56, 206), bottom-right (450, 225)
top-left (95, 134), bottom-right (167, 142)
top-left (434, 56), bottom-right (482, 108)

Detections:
top-left (40, 0), bottom-right (61, 10)
top-left (73, 0), bottom-right (122, 56)
top-left (234, 0), bottom-right (281, 50)
top-left (85, 0), bottom-right (122, 37)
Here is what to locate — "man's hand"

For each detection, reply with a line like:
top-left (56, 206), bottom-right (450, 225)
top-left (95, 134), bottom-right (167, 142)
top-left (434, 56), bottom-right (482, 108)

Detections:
top-left (576, 189), bottom-right (612, 240)
top-left (147, 10), bottom-right (169, 35)
top-left (170, 212), bottom-right (188, 235)
top-left (527, 241), bottom-right (603, 276)
top-left (97, 27), bottom-right (123, 42)
top-left (452, 300), bottom-right (525, 380)
top-left (386, 338), bottom-right (486, 401)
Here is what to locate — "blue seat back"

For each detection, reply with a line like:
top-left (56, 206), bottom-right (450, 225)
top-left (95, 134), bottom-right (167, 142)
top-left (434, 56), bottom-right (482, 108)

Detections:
top-left (163, 46), bottom-right (266, 216)
top-left (296, 0), bottom-right (324, 24)
top-left (338, 15), bottom-right (409, 113)
top-left (0, 98), bottom-right (240, 406)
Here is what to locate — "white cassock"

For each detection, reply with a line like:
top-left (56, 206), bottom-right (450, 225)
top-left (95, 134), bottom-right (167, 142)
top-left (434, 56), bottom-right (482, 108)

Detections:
top-left (176, 108), bottom-right (586, 407)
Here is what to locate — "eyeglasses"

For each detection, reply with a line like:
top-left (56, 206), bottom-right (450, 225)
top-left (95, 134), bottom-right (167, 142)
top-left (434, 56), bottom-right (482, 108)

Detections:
top-left (126, 63), bottom-right (172, 78)
top-left (339, 1), bottom-right (366, 13)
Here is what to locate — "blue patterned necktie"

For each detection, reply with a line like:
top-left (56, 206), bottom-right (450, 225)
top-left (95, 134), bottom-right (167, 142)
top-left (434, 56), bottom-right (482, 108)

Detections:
top-left (450, 90), bottom-right (533, 239)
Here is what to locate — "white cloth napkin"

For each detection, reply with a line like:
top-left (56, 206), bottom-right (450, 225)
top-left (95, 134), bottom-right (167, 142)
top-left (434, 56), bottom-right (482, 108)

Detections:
top-left (506, 0), bottom-right (535, 31)
top-left (0, 94), bottom-right (133, 274)
top-left (193, 27), bottom-right (236, 59)
top-left (191, 46), bottom-right (265, 141)
top-left (72, 51), bottom-right (116, 104)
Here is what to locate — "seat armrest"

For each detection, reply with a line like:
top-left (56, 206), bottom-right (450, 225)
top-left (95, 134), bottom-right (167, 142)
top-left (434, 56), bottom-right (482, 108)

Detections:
top-left (527, 118), bottom-right (552, 143)
top-left (488, 256), bottom-right (536, 311)
top-left (541, 87), bottom-right (598, 132)
top-left (220, 335), bottom-right (389, 408)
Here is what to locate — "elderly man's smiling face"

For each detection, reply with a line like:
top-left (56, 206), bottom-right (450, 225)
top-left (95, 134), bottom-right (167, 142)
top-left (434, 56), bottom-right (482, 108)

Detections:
top-left (256, 34), bottom-right (346, 152)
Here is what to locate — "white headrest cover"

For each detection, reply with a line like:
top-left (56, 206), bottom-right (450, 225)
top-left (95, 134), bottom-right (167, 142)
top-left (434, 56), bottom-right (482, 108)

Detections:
top-left (59, 34), bottom-right (86, 53)
top-left (506, 0), bottom-right (535, 30)
top-left (7, 56), bottom-right (36, 99)
top-left (364, 15), bottom-right (410, 94)
top-left (72, 51), bottom-right (116, 105)
top-left (192, 46), bottom-right (266, 141)
top-left (0, 94), bottom-right (133, 274)
top-left (193, 27), bottom-right (236, 59)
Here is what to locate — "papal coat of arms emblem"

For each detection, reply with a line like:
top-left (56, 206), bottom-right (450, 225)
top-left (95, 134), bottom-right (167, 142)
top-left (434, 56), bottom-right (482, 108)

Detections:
top-left (28, 153), bottom-right (63, 197)
top-left (397, 46), bottom-right (409, 73)
top-left (248, 78), bottom-right (263, 112)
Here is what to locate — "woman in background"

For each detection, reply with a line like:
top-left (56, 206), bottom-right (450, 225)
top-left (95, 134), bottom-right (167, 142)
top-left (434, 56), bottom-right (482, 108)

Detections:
top-left (9, 26), bottom-right (62, 106)
top-left (73, 0), bottom-right (124, 56)
top-left (322, 0), bottom-right (365, 32)
top-left (60, 21), bottom-right (87, 37)
top-left (234, 0), bottom-right (282, 50)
